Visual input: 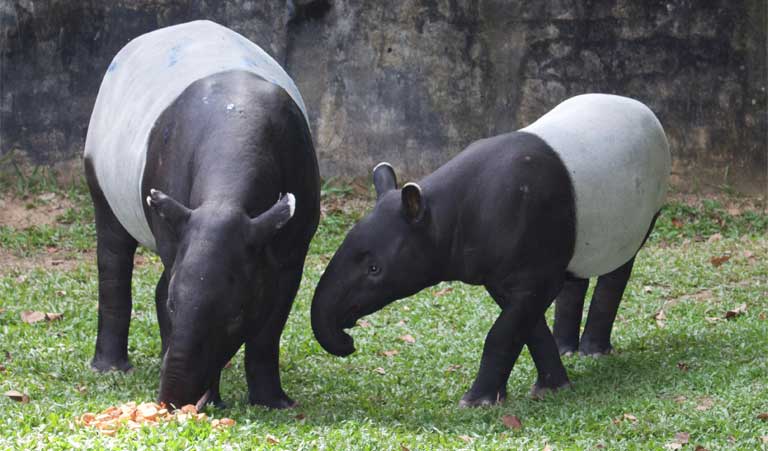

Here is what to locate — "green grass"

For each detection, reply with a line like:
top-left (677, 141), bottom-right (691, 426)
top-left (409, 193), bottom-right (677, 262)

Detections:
top-left (1, 178), bottom-right (767, 450)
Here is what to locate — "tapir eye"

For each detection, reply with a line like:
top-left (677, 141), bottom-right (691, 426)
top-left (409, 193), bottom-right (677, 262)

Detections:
top-left (368, 264), bottom-right (380, 275)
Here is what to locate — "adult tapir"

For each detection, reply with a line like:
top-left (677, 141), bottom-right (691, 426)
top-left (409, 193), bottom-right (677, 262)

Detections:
top-left (311, 94), bottom-right (670, 406)
top-left (84, 20), bottom-right (320, 409)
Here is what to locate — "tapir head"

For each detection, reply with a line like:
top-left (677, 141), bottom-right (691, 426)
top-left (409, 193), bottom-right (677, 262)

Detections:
top-left (146, 189), bottom-right (295, 408)
top-left (311, 163), bottom-right (441, 357)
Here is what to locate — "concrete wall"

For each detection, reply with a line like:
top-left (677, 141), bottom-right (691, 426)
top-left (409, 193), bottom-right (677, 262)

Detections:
top-left (2, 0), bottom-right (766, 192)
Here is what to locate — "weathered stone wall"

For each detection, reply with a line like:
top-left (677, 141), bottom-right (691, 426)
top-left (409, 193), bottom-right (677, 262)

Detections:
top-left (2, 0), bottom-right (766, 191)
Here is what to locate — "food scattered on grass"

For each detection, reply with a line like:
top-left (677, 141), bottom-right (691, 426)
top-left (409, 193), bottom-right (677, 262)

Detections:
top-left (79, 402), bottom-right (235, 434)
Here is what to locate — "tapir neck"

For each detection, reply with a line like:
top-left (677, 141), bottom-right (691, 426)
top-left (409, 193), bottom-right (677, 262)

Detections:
top-left (419, 179), bottom-right (480, 285)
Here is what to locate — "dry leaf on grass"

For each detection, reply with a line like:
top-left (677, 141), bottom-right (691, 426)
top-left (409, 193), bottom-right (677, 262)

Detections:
top-left (706, 233), bottom-right (722, 243)
top-left (20, 311), bottom-right (63, 324)
top-left (694, 446), bottom-right (710, 451)
top-left (4, 389), bottom-right (29, 403)
top-left (357, 319), bottom-right (372, 328)
top-left (664, 444), bottom-right (682, 450)
top-left (265, 434), bottom-right (280, 444)
top-left (671, 218), bottom-right (684, 228)
top-left (613, 413), bottom-right (638, 424)
top-left (458, 435), bottom-right (473, 443)
top-left (294, 413), bottom-right (306, 420)
top-left (374, 367), bottom-right (386, 375)
top-left (757, 412), bottom-right (768, 421)
top-left (653, 310), bottom-right (667, 328)
top-left (542, 445), bottom-right (553, 451)
top-left (382, 350), bottom-right (399, 357)
top-left (399, 334), bottom-right (416, 344)
top-left (401, 444), bottom-right (411, 451)
top-left (677, 362), bottom-right (690, 372)
top-left (446, 364), bottom-right (462, 372)
top-left (709, 255), bottom-right (731, 267)
top-left (695, 397), bottom-right (714, 411)
top-left (433, 287), bottom-right (454, 297)
top-left (674, 432), bottom-right (690, 444)
top-left (673, 395), bottom-right (686, 404)
top-left (502, 414), bottom-right (522, 430)
top-left (724, 304), bottom-right (747, 319)
top-left (760, 436), bottom-right (768, 444)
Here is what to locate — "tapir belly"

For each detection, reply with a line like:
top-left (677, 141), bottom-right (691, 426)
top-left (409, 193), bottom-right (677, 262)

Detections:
top-left (83, 20), bottom-right (309, 251)
top-left (521, 94), bottom-right (671, 278)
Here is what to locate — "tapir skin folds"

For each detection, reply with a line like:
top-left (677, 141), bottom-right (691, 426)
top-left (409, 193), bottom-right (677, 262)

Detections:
top-left (311, 94), bottom-right (670, 406)
top-left (84, 21), bottom-right (319, 409)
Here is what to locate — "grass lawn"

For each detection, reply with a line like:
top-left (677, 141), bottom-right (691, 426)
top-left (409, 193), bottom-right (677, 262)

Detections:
top-left (0, 175), bottom-right (767, 450)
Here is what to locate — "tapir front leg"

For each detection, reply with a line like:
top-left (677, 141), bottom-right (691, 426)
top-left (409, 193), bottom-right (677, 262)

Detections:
top-left (245, 263), bottom-right (304, 409)
top-left (460, 278), bottom-right (563, 407)
top-left (553, 277), bottom-right (589, 355)
top-left (155, 270), bottom-right (171, 358)
top-left (86, 159), bottom-right (138, 372)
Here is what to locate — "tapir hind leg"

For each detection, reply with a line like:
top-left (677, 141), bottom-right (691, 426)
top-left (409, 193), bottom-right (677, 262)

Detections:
top-left (578, 257), bottom-right (635, 356)
top-left (578, 212), bottom-right (660, 356)
top-left (460, 277), bottom-right (563, 407)
top-left (553, 277), bottom-right (589, 355)
top-left (86, 159), bottom-right (138, 372)
top-left (155, 270), bottom-right (170, 358)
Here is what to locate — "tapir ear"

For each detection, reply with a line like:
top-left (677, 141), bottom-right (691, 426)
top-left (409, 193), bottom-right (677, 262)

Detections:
top-left (401, 182), bottom-right (426, 223)
top-left (146, 189), bottom-right (191, 233)
top-left (248, 193), bottom-right (295, 245)
top-left (372, 162), bottom-right (397, 201)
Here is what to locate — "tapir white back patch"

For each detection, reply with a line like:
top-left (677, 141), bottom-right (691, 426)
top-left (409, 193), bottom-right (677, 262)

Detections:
top-left (83, 20), bottom-right (309, 251)
top-left (521, 94), bottom-right (670, 278)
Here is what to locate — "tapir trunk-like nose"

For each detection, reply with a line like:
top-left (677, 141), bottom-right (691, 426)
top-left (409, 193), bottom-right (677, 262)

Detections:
top-left (310, 268), bottom-right (356, 357)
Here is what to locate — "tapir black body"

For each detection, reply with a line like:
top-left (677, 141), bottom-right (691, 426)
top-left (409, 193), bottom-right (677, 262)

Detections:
top-left (311, 94), bottom-right (669, 406)
top-left (85, 70), bottom-right (320, 409)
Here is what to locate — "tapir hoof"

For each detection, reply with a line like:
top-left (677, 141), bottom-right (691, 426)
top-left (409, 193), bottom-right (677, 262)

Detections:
top-left (90, 357), bottom-right (133, 373)
top-left (458, 390), bottom-right (507, 408)
top-left (249, 393), bottom-right (298, 410)
top-left (578, 339), bottom-right (614, 357)
top-left (529, 381), bottom-right (572, 400)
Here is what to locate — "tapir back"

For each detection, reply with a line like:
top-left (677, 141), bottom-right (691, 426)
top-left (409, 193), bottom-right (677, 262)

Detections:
top-left (83, 20), bottom-right (308, 251)
top-left (521, 94), bottom-right (670, 278)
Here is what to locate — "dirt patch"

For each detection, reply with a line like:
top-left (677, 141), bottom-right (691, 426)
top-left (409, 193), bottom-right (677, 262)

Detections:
top-left (0, 193), bottom-right (76, 228)
top-left (0, 247), bottom-right (91, 276)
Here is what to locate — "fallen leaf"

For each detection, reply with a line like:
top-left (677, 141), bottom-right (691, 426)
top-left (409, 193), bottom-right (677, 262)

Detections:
top-left (374, 367), bottom-right (386, 375)
top-left (677, 362), bottom-right (690, 372)
top-left (757, 412), bottom-right (768, 421)
top-left (446, 364), bottom-right (462, 372)
top-left (743, 250), bottom-right (755, 259)
top-left (434, 287), bottom-right (454, 297)
top-left (266, 434), bottom-right (280, 444)
top-left (15, 275), bottom-right (26, 284)
top-left (402, 306), bottom-right (410, 311)
top-left (704, 316), bottom-right (723, 324)
top-left (382, 350), bottom-right (399, 357)
top-left (358, 319), bottom-right (372, 328)
top-left (294, 413), bottom-right (305, 420)
top-left (674, 432), bottom-right (690, 444)
top-left (397, 320), bottom-right (407, 326)
top-left (4, 390), bottom-right (29, 403)
top-left (673, 395), bottom-right (687, 404)
top-left (724, 303), bottom-right (747, 319)
top-left (458, 435), bottom-right (473, 443)
top-left (0, 364), bottom-right (5, 372)
top-left (45, 246), bottom-right (57, 254)
top-left (55, 290), bottom-right (67, 297)
top-left (0, 308), bottom-right (5, 314)
top-left (75, 384), bottom-right (87, 394)
top-left (4, 351), bottom-right (10, 361)
top-left (401, 445), bottom-right (410, 451)
top-left (653, 309), bottom-right (667, 328)
top-left (694, 446), bottom-right (710, 451)
top-left (727, 207), bottom-right (741, 216)
top-left (671, 218), bottom-right (684, 228)
top-left (665, 443), bottom-right (682, 450)
top-left (543, 445), bottom-right (553, 451)
top-left (623, 413), bottom-right (638, 422)
top-left (760, 312), bottom-right (767, 321)
top-left (695, 397), bottom-right (714, 411)
top-left (761, 436), bottom-right (768, 444)
top-left (710, 255), bottom-right (731, 267)
top-left (706, 233), bottom-right (722, 243)
top-left (399, 334), bottom-right (416, 344)
top-left (20, 311), bottom-right (62, 324)
top-left (502, 414), bottom-right (522, 430)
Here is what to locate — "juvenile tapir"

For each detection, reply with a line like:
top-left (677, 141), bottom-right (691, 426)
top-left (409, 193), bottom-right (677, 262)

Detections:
top-left (84, 21), bottom-right (320, 409)
top-left (311, 94), bottom-right (670, 406)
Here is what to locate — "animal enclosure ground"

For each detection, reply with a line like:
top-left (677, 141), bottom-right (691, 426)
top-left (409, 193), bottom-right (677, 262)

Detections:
top-left (0, 177), bottom-right (767, 450)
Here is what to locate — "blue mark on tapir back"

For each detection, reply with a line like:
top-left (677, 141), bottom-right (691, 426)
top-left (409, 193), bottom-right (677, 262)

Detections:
top-left (107, 61), bottom-right (118, 72)
top-left (168, 45), bottom-right (182, 67)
